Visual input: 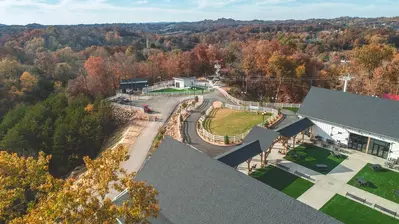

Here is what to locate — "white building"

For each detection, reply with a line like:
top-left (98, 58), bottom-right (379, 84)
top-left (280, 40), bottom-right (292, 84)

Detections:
top-left (298, 87), bottom-right (399, 160)
top-left (173, 77), bottom-right (195, 89)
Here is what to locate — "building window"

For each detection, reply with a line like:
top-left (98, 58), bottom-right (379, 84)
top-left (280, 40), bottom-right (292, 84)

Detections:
top-left (348, 133), bottom-right (368, 153)
top-left (368, 138), bottom-right (390, 159)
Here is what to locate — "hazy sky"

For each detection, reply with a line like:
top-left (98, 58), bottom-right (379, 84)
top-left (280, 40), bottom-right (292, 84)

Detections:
top-left (0, 0), bottom-right (398, 25)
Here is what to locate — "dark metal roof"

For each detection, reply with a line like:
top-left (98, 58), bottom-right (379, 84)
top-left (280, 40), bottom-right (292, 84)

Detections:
top-left (277, 118), bottom-right (314, 138)
top-left (298, 87), bottom-right (399, 141)
top-left (215, 140), bottom-right (262, 167)
top-left (243, 126), bottom-right (280, 150)
top-left (120, 78), bottom-right (148, 84)
top-left (114, 137), bottom-right (340, 224)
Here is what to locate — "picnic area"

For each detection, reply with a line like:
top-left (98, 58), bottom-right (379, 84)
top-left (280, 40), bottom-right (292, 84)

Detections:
top-left (284, 144), bottom-right (347, 174)
top-left (320, 194), bottom-right (398, 224)
top-left (348, 163), bottom-right (399, 204)
top-left (250, 166), bottom-right (314, 199)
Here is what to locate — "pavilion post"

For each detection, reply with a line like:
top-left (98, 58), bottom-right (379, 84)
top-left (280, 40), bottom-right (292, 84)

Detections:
top-left (260, 152), bottom-right (263, 166)
top-left (293, 136), bottom-right (296, 148)
top-left (246, 158), bottom-right (252, 173)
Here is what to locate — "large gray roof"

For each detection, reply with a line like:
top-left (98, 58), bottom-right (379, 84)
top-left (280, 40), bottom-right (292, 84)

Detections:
top-left (215, 140), bottom-right (262, 167)
top-left (115, 136), bottom-right (339, 224)
top-left (298, 87), bottom-right (399, 141)
top-left (243, 126), bottom-right (279, 150)
top-left (276, 118), bottom-right (314, 138)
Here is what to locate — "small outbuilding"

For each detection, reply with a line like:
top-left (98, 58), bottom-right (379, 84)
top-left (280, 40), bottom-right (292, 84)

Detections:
top-left (119, 78), bottom-right (148, 93)
top-left (173, 77), bottom-right (195, 89)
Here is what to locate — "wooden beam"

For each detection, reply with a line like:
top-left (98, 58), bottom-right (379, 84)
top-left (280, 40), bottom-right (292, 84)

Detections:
top-left (365, 137), bottom-right (371, 154)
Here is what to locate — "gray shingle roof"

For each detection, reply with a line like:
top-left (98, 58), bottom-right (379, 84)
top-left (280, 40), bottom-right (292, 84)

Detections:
top-left (243, 126), bottom-right (280, 150)
top-left (115, 136), bottom-right (339, 224)
top-left (215, 140), bottom-right (262, 167)
top-left (298, 87), bottom-right (399, 141)
top-left (276, 118), bottom-right (314, 138)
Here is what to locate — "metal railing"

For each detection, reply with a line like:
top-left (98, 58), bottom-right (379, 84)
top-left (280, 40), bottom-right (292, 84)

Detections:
top-left (216, 87), bottom-right (301, 108)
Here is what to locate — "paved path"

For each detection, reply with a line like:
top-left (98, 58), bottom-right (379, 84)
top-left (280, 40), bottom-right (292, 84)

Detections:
top-left (182, 96), bottom-right (234, 157)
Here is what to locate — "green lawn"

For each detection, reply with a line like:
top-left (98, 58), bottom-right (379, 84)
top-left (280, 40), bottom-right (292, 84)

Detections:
top-left (284, 144), bottom-right (347, 174)
top-left (348, 164), bottom-right (399, 204)
top-left (320, 194), bottom-right (398, 224)
top-left (250, 166), bottom-right (314, 199)
top-left (206, 108), bottom-right (268, 136)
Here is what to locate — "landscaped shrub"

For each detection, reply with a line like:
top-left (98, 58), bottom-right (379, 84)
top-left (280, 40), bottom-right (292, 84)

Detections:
top-left (158, 127), bottom-right (166, 135)
top-left (224, 135), bottom-right (230, 144)
top-left (179, 114), bottom-right (183, 122)
top-left (181, 102), bottom-right (187, 109)
top-left (264, 121), bottom-right (269, 127)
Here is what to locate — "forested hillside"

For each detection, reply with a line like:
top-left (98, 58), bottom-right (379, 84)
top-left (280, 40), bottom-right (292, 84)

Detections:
top-left (0, 17), bottom-right (398, 223)
top-left (0, 17), bottom-right (398, 176)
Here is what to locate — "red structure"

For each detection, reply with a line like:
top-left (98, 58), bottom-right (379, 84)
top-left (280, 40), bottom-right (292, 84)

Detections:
top-left (383, 94), bottom-right (399, 101)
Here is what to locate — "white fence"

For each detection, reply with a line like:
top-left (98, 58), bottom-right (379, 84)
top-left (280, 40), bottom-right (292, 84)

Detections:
top-left (224, 103), bottom-right (279, 115)
top-left (142, 80), bottom-right (174, 93)
top-left (144, 88), bottom-right (214, 96)
top-left (177, 96), bottom-right (204, 142)
top-left (197, 103), bottom-right (279, 145)
top-left (216, 87), bottom-right (301, 108)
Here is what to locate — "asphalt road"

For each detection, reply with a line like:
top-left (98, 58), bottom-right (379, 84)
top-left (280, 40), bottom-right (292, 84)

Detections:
top-left (182, 98), bottom-right (234, 158)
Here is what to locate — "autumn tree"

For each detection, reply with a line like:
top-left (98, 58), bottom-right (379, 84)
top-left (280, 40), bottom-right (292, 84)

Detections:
top-left (1, 145), bottom-right (159, 224)
top-left (354, 43), bottom-right (395, 77)
top-left (0, 151), bottom-right (61, 222)
top-left (84, 56), bottom-right (114, 97)
top-left (20, 71), bottom-right (38, 93)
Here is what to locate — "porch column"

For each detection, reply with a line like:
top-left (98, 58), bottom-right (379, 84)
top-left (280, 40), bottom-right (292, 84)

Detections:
top-left (293, 136), bottom-right (296, 148)
top-left (302, 132), bottom-right (305, 141)
top-left (260, 152), bottom-right (263, 166)
top-left (365, 137), bottom-right (371, 154)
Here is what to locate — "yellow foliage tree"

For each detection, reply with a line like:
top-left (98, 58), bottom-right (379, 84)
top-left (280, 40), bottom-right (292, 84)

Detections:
top-left (19, 72), bottom-right (38, 93)
top-left (0, 152), bottom-right (61, 222)
top-left (1, 146), bottom-right (158, 224)
top-left (84, 104), bottom-right (95, 113)
top-left (295, 64), bottom-right (306, 78)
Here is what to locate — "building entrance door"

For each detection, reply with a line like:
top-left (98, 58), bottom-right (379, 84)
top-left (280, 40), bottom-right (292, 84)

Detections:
top-left (348, 133), bottom-right (368, 153)
top-left (368, 139), bottom-right (390, 159)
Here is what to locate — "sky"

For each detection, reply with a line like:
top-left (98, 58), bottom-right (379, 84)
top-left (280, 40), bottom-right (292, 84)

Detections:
top-left (0, 0), bottom-right (398, 25)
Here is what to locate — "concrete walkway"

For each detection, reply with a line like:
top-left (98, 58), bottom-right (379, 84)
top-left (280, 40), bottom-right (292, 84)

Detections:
top-left (297, 157), bottom-right (367, 209)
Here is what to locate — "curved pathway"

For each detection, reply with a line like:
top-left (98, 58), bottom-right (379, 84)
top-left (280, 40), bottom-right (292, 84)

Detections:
top-left (182, 97), bottom-right (235, 158)
top-left (182, 90), bottom-right (299, 158)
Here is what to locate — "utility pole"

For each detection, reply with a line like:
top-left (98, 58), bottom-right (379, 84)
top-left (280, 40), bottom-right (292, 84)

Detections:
top-left (339, 75), bottom-right (352, 92)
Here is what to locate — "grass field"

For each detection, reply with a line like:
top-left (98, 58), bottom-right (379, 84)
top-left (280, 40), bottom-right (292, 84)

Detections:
top-left (284, 144), bottom-right (347, 174)
top-left (205, 108), bottom-right (267, 136)
top-left (320, 194), bottom-right (398, 224)
top-left (348, 164), bottom-right (399, 204)
top-left (250, 166), bottom-right (314, 199)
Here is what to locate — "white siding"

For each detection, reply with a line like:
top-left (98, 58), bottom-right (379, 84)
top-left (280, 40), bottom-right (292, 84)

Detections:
top-left (311, 120), bottom-right (349, 144)
top-left (309, 118), bottom-right (399, 159)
